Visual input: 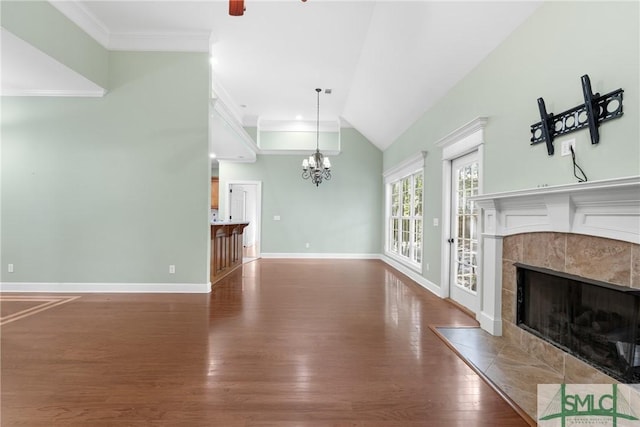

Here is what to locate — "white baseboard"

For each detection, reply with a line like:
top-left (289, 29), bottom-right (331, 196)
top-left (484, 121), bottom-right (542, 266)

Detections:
top-left (260, 253), bottom-right (381, 260)
top-left (0, 282), bottom-right (211, 293)
top-left (381, 255), bottom-right (441, 297)
top-left (478, 311), bottom-right (502, 336)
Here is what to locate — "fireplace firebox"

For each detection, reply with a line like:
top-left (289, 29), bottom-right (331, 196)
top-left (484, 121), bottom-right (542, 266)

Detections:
top-left (516, 263), bottom-right (640, 383)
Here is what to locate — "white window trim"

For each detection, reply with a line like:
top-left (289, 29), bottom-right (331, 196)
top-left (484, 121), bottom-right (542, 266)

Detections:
top-left (383, 151), bottom-right (427, 273)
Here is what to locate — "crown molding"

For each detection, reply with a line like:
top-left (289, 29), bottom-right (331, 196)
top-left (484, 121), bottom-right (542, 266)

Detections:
top-left (49, 1), bottom-right (211, 52)
top-left (49, 1), bottom-right (110, 48)
top-left (211, 98), bottom-right (259, 161)
top-left (383, 151), bottom-right (427, 179)
top-left (435, 116), bottom-right (488, 149)
top-left (211, 78), bottom-right (244, 126)
top-left (1, 89), bottom-right (106, 97)
top-left (258, 119), bottom-right (340, 133)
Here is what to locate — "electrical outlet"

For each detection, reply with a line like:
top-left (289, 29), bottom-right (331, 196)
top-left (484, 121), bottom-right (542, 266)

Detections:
top-left (273, 215), bottom-right (281, 221)
top-left (560, 139), bottom-right (576, 156)
top-left (433, 218), bottom-right (439, 227)
top-left (8, 264), bottom-right (14, 273)
top-left (305, 242), bottom-right (310, 248)
top-left (425, 263), bottom-right (430, 271)
top-left (169, 265), bottom-right (175, 274)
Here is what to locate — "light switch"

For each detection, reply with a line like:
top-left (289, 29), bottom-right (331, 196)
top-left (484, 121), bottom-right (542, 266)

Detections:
top-left (433, 218), bottom-right (439, 227)
top-left (273, 215), bottom-right (281, 221)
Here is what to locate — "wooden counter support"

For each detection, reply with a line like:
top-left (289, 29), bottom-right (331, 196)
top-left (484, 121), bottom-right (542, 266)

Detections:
top-left (210, 222), bottom-right (249, 285)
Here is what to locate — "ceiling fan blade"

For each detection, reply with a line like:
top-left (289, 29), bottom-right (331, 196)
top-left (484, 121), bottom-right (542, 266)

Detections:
top-left (229, 0), bottom-right (244, 16)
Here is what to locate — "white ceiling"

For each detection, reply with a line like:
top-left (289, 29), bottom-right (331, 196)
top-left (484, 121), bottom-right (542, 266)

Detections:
top-left (14, 0), bottom-right (542, 152)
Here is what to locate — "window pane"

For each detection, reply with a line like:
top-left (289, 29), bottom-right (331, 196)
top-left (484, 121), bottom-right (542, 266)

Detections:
top-left (392, 182), bottom-right (401, 216)
top-left (414, 219), bottom-right (422, 263)
top-left (414, 173), bottom-right (423, 216)
top-left (391, 193), bottom-right (399, 216)
top-left (392, 181), bottom-right (400, 196)
top-left (391, 218), bottom-right (399, 253)
top-left (386, 171), bottom-right (424, 265)
top-left (402, 178), bottom-right (411, 217)
top-left (401, 219), bottom-right (410, 257)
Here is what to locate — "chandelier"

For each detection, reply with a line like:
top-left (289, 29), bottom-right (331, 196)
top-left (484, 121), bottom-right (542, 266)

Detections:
top-left (302, 88), bottom-right (331, 187)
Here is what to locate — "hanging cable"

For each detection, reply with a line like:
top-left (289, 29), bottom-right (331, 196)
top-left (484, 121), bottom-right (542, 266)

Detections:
top-left (570, 145), bottom-right (588, 183)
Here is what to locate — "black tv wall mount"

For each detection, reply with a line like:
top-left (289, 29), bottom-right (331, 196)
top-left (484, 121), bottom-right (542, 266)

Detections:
top-left (530, 74), bottom-right (624, 155)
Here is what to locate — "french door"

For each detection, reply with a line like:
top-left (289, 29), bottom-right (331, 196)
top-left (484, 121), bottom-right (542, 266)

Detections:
top-left (449, 151), bottom-right (480, 313)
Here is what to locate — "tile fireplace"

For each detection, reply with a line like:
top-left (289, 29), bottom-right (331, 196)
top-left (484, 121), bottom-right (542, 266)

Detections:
top-left (516, 262), bottom-right (640, 382)
top-left (473, 176), bottom-right (640, 383)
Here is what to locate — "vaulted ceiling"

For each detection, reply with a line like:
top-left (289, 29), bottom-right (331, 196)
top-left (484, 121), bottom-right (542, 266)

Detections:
top-left (7, 1), bottom-right (542, 152)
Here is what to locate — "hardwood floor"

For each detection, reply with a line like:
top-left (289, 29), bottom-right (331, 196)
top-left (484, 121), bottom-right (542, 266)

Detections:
top-left (1, 259), bottom-right (528, 426)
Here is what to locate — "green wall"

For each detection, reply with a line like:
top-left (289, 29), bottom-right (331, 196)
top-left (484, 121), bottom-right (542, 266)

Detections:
top-left (1, 51), bottom-right (210, 284)
top-left (383, 1), bottom-right (639, 287)
top-left (220, 128), bottom-right (382, 254)
top-left (1, 1), bottom-right (109, 89)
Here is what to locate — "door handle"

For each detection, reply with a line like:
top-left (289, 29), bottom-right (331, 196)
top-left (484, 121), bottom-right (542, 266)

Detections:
top-left (447, 238), bottom-right (454, 244)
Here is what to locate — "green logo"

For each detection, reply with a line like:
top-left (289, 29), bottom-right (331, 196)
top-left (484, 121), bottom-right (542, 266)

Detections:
top-left (539, 384), bottom-right (640, 427)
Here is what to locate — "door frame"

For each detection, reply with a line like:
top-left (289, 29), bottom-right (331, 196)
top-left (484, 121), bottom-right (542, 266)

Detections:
top-left (225, 180), bottom-right (262, 259)
top-left (436, 118), bottom-right (487, 315)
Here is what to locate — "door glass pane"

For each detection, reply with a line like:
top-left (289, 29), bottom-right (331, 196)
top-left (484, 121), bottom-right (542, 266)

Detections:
top-left (454, 161), bottom-right (479, 294)
top-left (458, 167), bottom-right (465, 191)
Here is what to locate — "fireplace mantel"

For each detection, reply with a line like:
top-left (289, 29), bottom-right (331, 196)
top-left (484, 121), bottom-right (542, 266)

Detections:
top-left (470, 176), bottom-right (640, 335)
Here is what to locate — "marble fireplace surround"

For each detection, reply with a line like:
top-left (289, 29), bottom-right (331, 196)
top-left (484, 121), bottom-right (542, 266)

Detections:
top-left (472, 176), bottom-right (640, 337)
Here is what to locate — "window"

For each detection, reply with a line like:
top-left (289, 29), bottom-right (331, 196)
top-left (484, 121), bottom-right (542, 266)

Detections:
top-left (384, 153), bottom-right (425, 271)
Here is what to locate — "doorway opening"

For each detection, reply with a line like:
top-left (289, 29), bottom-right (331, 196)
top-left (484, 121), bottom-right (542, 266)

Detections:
top-left (226, 181), bottom-right (262, 263)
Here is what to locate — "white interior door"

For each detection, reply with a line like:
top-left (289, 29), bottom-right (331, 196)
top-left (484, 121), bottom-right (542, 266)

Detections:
top-left (449, 151), bottom-right (480, 313)
top-left (230, 185), bottom-right (246, 221)
top-left (230, 184), bottom-right (260, 248)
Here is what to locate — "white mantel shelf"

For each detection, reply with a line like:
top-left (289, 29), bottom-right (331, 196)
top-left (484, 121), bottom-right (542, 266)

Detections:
top-left (470, 176), bottom-right (640, 336)
top-left (473, 176), bottom-right (640, 244)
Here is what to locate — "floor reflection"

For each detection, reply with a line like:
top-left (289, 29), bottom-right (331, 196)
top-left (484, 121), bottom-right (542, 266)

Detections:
top-left (199, 259), bottom-right (526, 425)
top-left (384, 270), bottom-right (424, 361)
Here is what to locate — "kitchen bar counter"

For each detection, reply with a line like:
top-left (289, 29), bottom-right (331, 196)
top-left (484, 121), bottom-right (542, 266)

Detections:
top-left (210, 221), bottom-right (249, 285)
